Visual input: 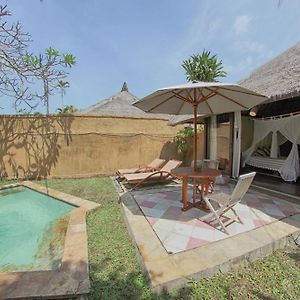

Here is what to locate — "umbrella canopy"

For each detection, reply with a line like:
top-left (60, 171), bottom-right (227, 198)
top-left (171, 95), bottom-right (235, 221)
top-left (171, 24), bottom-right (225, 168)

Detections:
top-left (168, 114), bottom-right (205, 126)
top-left (134, 81), bottom-right (267, 115)
top-left (134, 81), bottom-right (267, 170)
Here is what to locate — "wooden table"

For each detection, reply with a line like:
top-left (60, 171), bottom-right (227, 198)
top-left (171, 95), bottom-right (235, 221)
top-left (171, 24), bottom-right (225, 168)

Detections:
top-left (171, 167), bottom-right (222, 211)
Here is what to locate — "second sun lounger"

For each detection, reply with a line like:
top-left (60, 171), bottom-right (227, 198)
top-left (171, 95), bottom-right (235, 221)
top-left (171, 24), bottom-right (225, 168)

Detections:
top-left (116, 158), bottom-right (166, 177)
top-left (123, 159), bottom-right (182, 190)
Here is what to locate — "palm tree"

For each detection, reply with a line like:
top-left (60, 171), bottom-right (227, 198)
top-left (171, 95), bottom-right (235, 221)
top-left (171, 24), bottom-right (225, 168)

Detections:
top-left (57, 80), bottom-right (70, 108)
top-left (182, 50), bottom-right (226, 82)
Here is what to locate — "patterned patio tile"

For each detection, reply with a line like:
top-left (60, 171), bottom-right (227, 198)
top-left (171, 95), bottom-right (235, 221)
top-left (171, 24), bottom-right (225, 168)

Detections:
top-left (147, 216), bottom-right (159, 226)
top-left (146, 207), bottom-right (166, 218)
top-left (260, 205), bottom-right (286, 218)
top-left (186, 237), bottom-right (209, 250)
top-left (245, 198), bottom-right (264, 208)
top-left (153, 219), bottom-right (175, 234)
top-left (254, 219), bottom-right (270, 227)
top-left (161, 206), bottom-right (182, 220)
top-left (134, 184), bottom-right (300, 254)
top-left (191, 226), bottom-right (224, 241)
top-left (163, 192), bottom-right (181, 201)
top-left (141, 200), bottom-right (158, 208)
top-left (163, 232), bottom-right (190, 253)
top-left (173, 223), bottom-right (195, 237)
top-left (235, 208), bottom-right (254, 220)
top-left (178, 213), bottom-right (196, 223)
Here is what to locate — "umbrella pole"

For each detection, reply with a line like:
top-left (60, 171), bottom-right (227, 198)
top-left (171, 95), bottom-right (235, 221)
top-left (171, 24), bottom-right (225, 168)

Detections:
top-left (193, 104), bottom-right (198, 171)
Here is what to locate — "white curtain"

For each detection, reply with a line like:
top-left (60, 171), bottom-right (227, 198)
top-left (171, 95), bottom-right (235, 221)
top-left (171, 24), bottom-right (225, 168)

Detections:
top-left (242, 119), bottom-right (276, 166)
top-left (242, 114), bottom-right (300, 182)
top-left (278, 117), bottom-right (300, 181)
top-left (232, 111), bottom-right (241, 178)
top-left (270, 131), bottom-right (278, 158)
top-left (209, 115), bottom-right (217, 160)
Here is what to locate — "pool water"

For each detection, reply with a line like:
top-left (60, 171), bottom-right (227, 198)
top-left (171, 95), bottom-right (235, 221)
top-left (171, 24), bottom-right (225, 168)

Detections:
top-left (0, 186), bottom-right (75, 271)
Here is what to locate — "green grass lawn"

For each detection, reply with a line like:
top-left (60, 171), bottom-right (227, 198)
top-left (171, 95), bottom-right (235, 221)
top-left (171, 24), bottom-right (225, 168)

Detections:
top-left (1, 177), bottom-right (299, 299)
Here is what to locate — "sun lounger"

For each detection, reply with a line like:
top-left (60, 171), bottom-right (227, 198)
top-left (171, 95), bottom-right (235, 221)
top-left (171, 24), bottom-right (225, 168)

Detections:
top-left (200, 172), bottom-right (256, 234)
top-left (123, 159), bottom-right (182, 190)
top-left (116, 158), bottom-right (166, 177)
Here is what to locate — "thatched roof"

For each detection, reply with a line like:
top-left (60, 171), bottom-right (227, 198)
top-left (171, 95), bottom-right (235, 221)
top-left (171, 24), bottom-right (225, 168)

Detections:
top-left (78, 82), bottom-right (169, 120)
top-left (239, 42), bottom-right (300, 102)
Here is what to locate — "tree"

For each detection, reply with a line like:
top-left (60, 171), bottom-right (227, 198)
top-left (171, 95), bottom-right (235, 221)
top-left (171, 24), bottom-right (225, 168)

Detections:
top-left (0, 5), bottom-right (34, 109)
top-left (57, 80), bottom-right (70, 108)
top-left (174, 127), bottom-right (194, 153)
top-left (182, 50), bottom-right (226, 82)
top-left (0, 5), bottom-right (76, 114)
top-left (23, 48), bottom-right (76, 114)
top-left (56, 105), bottom-right (77, 114)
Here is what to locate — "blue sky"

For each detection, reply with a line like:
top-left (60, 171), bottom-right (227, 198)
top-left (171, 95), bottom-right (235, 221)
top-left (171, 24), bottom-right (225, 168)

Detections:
top-left (2, 0), bottom-right (300, 114)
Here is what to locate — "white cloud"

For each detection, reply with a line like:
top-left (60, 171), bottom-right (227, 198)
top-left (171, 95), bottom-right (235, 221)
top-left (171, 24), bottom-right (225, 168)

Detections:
top-left (224, 56), bottom-right (253, 75)
top-left (234, 15), bottom-right (252, 34)
top-left (208, 19), bottom-right (221, 35)
top-left (167, 2), bottom-right (212, 68)
top-left (239, 56), bottom-right (253, 69)
top-left (235, 40), bottom-right (274, 59)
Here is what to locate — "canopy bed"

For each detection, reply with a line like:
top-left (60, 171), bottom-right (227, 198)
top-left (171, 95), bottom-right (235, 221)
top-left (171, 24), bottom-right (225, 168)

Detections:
top-left (242, 114), bottom-right (300, 182)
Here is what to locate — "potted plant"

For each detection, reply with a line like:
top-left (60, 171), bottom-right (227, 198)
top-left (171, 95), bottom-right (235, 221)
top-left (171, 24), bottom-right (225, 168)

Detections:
top-left (174, 127), bottom-right (194, 165)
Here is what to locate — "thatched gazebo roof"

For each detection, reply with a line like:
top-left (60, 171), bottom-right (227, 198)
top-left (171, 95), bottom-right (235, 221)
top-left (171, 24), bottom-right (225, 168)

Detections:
top-left (78, 82), bottom-right (169, 120)
top-left (239, 42), bottom-right (300, 103)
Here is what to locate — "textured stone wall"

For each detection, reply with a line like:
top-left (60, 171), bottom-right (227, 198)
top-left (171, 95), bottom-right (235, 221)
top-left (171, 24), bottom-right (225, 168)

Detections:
top-left (0, 115), bottom-right (204, 179)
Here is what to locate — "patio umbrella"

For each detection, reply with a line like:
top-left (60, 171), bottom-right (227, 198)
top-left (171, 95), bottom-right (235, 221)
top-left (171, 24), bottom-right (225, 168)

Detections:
top-left (134, 81), bottom-right (267, 170)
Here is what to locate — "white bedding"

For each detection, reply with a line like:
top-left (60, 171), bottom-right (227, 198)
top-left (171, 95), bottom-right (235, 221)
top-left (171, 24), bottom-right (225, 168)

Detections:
top-left (242, 114), bottom-right (300, 181)
top-left (246, 156), bottom-right (286, 171)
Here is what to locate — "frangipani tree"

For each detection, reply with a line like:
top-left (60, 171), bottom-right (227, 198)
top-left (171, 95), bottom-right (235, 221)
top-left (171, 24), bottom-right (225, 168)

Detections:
top-left (0, 5), bottom-right (34, 109)
top-left (23, 48), bottom-right (76, 114)
top-left (0, 4), bottom-right (76, 114)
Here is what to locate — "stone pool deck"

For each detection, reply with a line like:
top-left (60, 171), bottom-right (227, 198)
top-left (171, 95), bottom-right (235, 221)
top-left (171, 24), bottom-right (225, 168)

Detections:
top-left (0, 181), bottom-right (100, 300)
top-left (118, 181), bottom-right (300, 292)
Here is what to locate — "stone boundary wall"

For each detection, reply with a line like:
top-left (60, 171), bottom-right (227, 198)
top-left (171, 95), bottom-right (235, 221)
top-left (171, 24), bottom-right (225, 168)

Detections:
top-left (0, 115), bottom-right (205, 179)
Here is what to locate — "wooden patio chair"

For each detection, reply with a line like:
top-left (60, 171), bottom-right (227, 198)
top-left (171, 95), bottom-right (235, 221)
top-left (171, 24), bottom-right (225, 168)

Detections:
top-left (116, 158), bottom-right (166, 178)
top-left (203, 160), bottom-right (220, 193)
top-left (123, 159), bottom-right (182, 190)
top-left (200, 172), bottom-right (256, 234)
top-left (192, 159), bottom-right (220, 194)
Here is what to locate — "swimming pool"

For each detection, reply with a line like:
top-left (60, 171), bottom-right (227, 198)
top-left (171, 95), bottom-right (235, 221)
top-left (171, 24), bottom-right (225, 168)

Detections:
top-left (0, 186), bottom-right (75, 271)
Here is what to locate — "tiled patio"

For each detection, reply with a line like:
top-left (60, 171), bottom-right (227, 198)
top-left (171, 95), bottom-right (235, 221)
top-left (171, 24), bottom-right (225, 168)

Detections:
top-left (119, 180), bottom-right (300, 291)
top-left (134, 184), bottom-right (300, 254)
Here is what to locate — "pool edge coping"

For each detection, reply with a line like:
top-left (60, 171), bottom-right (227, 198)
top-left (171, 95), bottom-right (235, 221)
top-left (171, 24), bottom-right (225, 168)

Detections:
top-left (0, 181), bottom-right (100, 299)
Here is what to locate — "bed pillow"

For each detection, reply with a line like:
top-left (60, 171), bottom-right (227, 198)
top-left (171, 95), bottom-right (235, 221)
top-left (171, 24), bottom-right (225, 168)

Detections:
top-left (255, 148), bottom-right (266, 156)
top-left (263, 147), bottom-right (271, 156)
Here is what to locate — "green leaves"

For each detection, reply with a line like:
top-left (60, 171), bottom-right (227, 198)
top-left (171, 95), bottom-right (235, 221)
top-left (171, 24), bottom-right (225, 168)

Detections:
top-left (63, 54), bottom-right (76, 67)
top-left (56, 104), bottom-right (77, 114)
top-left (174, 127), bottom-right (194, 153)
top-left (22, 53), bottom-right (39, 66)
top-left (58, 80), bottom-right (70, 89)
top-left (182, 49), bottom-right (227, 82)
top-left (45, 47), bottom-right (60, 57)
top-left (44, 48), bottom-right (76, 66)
